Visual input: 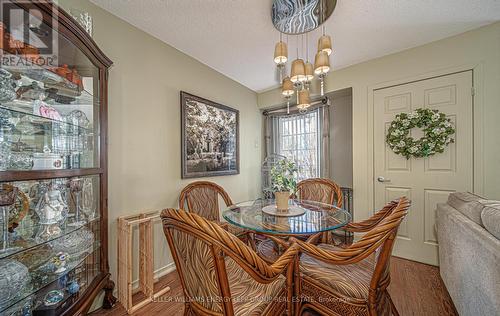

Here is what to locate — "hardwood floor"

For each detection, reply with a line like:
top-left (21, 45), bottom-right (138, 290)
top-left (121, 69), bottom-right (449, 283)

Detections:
top-left (91, 256), bottom-right (457, 316)
top-left (387, 257), bottom-right (457, 316)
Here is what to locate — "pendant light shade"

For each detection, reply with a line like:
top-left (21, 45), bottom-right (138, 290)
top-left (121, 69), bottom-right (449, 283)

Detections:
top-left (297, 89), bottom-right (311, 109)
top-left (274, 41), bottom-right (288, 64)
top-left (314, 51), bottom-right (330, 75)
top-left (290, 59), bottom-right (306, 83)
top-left (273, 2), bottom-right (337, 109)
top-left (282, 77), bottom-right (294, 97)
top-left (318, 35), bottom-right (332, 56)
top-left (304, 61), bottom-right (314, 82)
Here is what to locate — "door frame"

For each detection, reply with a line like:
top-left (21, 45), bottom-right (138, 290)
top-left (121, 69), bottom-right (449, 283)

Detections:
top-left (366, 63), bottom-right (484, 213)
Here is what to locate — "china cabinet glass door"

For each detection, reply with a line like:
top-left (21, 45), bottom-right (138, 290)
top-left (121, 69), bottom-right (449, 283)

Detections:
top-left (0, 0), bottom-right (112, 314)
top-left (0, 2), bottom-right (100, 173)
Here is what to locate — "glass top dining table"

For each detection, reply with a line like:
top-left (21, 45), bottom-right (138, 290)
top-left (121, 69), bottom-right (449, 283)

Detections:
top-left (222, 199), bottom-right (351, 236)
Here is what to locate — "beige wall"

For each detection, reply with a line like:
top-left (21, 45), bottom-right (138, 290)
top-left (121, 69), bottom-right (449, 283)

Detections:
top-left (329, 93), bottom-right (353, 188)
top-left (60, 0), bottom-right (261, 287)
top-left (259, 22), bottom-right (500, 221)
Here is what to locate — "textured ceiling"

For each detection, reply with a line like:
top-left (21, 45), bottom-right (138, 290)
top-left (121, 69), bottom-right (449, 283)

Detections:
top-left (89, 0), bottom-right (500, 92)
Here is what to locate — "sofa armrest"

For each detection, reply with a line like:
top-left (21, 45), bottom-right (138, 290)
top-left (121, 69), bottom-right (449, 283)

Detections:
top-left (437, 203), bottom-right (500, 316)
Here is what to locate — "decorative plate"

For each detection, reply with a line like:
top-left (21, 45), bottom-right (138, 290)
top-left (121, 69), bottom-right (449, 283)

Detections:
top-left (43, 289), bottom-right (64, 306)
top-left (261, 204), bottom-right (306, 217)
top-left (50, 227), bottom-right (94, 261)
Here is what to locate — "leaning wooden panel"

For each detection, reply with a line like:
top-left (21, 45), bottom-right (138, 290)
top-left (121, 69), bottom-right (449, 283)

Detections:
top-left (117, 211), bottom-right (171, 314)
top-left (117, 217), bottom-right (131, 311)
top-left (139, 214), bottom-right (154, 298)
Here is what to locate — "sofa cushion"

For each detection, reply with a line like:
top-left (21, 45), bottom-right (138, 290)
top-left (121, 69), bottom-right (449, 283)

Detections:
top-left (482, 204), bottom-right (500, 240)
top-left (447, 192), bottom-right (488, 226)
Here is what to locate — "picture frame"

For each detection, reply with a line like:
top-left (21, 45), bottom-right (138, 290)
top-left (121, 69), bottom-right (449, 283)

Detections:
top-left (181, 91), bottom-right (240, 178)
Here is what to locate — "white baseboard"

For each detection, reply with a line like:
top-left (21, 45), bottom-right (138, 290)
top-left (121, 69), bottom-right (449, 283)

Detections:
top-left (130, 262), bottom-right (177, 293)
top-left (110, 262), bottom-right (177, 299)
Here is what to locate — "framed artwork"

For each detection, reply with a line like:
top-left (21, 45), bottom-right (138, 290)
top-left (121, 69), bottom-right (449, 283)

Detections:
top-left (181, 91), bottom-right (239, 178)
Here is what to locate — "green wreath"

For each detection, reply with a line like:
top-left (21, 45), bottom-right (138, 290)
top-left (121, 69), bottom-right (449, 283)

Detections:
top-left (386, 108), bottom-right (455, 159)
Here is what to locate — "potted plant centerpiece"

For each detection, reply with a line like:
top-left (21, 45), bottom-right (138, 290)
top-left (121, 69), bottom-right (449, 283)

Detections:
top-left (270, 159), bottom-right (297, 211)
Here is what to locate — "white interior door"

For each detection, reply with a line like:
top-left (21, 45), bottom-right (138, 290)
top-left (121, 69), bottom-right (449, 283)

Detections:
top-left (373, 71), bottom-right (473, 266)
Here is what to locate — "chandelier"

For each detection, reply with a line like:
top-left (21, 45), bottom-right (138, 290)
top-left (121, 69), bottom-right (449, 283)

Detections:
top-left (272, 0), bottom-right (336, 113)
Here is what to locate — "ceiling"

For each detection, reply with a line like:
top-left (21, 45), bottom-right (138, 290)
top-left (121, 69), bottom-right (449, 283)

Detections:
top-left (89, 0), bottom-right (500, 92)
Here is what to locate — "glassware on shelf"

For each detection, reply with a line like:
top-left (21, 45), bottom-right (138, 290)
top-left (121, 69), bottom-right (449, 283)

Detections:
top-left (50, 227), bottom-right (94, 262)
top-left (43, 289), bottom-right (64, 306)
top-left (0, 259), bottom-right (30, 309)
top-left (1, 295), bottom-right (32, 316)
top-left (32, 146), bottom-right (63, 170)
top-left (68, 178), bottom-right (85, 226)
top-left (65, 110), bottom-right (91, 129)
top-left (16, 81), bottom-right (45, 101)
top-left (9, 151), bottom-right (34, 170)
top-left (14, 115), bottom-right (41, 135)
top-left (12, 244), bottom-right (53, 272)
top-left (67, 279), bottom-right (80, 294)
top-left (0, 111), bottom-right (13, 171)
top-left (26, 67), bottom-right (63, 83)
top-left (0, 68), bottom-right (17, 102)
top-left (0, 107), bottom-right (15, 131)
top-left (35, 224), bottom-right (62, 243)
top-left (0, 141), bottom-right (10, 171)
top-left (0, 186), bottom-right (22, 255)
top-left (51, 251), bottom-right (68, 274)
top-left (81, 178), bottom-right (96, 220)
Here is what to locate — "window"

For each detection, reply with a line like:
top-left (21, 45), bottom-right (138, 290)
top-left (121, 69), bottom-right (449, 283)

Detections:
top-left (275, 109), bottom-right (321, 180)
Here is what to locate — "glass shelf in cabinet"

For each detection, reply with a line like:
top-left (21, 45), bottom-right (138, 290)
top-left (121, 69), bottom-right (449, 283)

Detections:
top-left (0, 105), bottom-right (95, 134)
top-left (0, 216), bottom-right (100, 260)
top-left (0, 50), bottom-right (93, 100)
top-left (0, 242), bottom-right (101, 314)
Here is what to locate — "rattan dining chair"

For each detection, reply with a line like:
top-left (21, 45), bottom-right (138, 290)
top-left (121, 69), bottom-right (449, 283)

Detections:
top-left (161, 208), bottom-right (299, 316)
top-left (295, 178), bottom-right (345, 245)
top-left (292, 197), bottom-right (410, 316)
top-left (324, 199), bottom-right (401, 248)
top-left (179, 181), bottom-right (248, 239)
top-left (296, 178), bottom-right (343, 207)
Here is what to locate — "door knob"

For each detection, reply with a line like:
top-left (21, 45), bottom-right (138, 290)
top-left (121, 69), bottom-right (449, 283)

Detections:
top-left (377, 176), bottom-right (391, 183)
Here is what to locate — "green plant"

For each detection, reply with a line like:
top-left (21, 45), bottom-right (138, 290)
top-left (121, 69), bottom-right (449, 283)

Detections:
top-left (270, 159), bottom-right (297, 193)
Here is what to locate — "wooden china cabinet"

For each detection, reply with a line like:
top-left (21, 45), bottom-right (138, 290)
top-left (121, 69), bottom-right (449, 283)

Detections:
top-left (0, 1), bottom-right (115, 314)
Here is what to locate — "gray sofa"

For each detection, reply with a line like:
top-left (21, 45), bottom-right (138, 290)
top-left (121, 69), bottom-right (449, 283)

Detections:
top-left (437, 192), bottom-right (500, 316)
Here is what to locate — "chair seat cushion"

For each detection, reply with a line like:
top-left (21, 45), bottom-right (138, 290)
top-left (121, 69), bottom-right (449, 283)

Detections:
top-left (225, 257), bottom-right (285, 316)
top-left (227, 224), bottom-right (248, 237)
top-left (299, 243), bottom-right (375, 300)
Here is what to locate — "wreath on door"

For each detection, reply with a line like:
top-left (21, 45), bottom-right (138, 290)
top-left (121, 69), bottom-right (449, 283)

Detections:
top-left (386, 108), bottom-right (455, 159)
